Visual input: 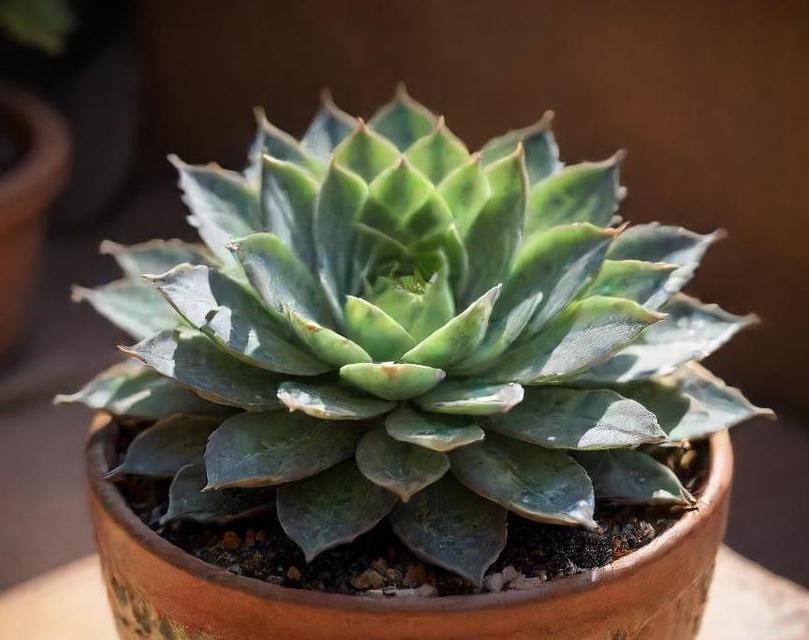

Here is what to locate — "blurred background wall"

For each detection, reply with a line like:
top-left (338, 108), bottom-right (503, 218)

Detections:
top-left (1, 0), bottom-right (807, 590)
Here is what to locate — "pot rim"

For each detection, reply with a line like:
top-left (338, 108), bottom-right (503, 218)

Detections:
top-left (87, 415), bottom-right (732, 613)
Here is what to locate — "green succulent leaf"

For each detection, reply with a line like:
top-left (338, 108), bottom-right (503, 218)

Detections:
top-left (451, 433), bottom-right (596, 528)
top-left (413, 380), bottom-right (524, 415)
top-left (72, 280), bottom-right (180, 340)
top-left (285, 307), bottom-right (371, 367)
top-left (401, 285), bottom-right (500, 368)
top-left (462, 146), bottom-right (528, 305)
top-left (150, 264), bottom-right (330, 375)
top-left (340, 362), bottom-right (446, 401)
top-left (575, 449), bottom-right (693, 506)
top-left (333, 121), bottom-right (399, 183)
top-left (344, 296), bottom-right (417, 361)
top-left (582, 294), bottom-right (758, 383)
top-left (106, 414), bottom-right (220, 479)
top-left (205, 411), bottom-right (365, 489)
top-left (170, 156), bottom-right (260, 264)
top-left (121, 330), bottom-right (283, 410)
top-left (405, 117), bottom-right (469, 184)
top-left (384, 405), bottom-right (485, 452)
top-left (356, 427), bottom-right (450, 502)
top-left (485, 387), bottom-right (665, 450)
top-left (368, 85), bottom-right (437, 151)
top-left (489, 296), bottom-right (663, 384)
top-left (302, 91), bottom-right (356, 160)
top-left (161, 464), bottom-right (276, 525)
top-left (480, 111), bottom-right (561, 185)
top-left (100, 239), bottom-right (213, 279)
top-left (583, 259), bottom-right (678, 309)
top-left (277, 381), bottom-right (395, 420)
top-left (526, 152), bottom-right (625, 236)
top-left (54, 361), bottom-right (230, 418)
top-left (438, 155), bottom-right (490, 238)
top-left (230, 232), bottom-right (332, 325)
top-left (249, 109), bottom-right (323, 178)
top-left (390, 474), bottom-right (507, 586)
top-left (277, 460), bottom-right (398, 561)
top-left (369, 273), bottom-right (455, 342)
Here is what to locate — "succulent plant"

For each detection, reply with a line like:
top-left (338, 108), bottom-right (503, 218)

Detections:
top-left (58, 86), bottom-right (772, 586)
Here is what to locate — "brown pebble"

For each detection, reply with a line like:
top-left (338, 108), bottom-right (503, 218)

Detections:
top-left (286, 566), bottom-right (302, 581)
top-left (483, 573), bottom-right (505, 593)
top-left (404, 563), bottom-right (428, 587)
top-left (255, 530), bottom-right (267, 543)
top-left (371, 558), bottom-right (388, 574)
top-left (385, 568), bottom-right (402, 582)
top-left (222, 531), bottom-right (241, 551)
top-left (244, 530), bottom-right (256, 548)
top-left (351, 569), bottom-right (385, 591)
top-left (501, 565), bottom-right (521, 584)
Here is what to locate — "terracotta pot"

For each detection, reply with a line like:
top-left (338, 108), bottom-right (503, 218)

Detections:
top-left (0, 85), bottom-right (70, 356)
top-left (88, 416), bottom-right (732, 640)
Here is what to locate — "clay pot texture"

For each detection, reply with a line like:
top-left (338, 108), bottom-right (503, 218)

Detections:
top-left (0, 85), bottom-right (70, 356)
top-left (88, 416), bottom-right (732, 640)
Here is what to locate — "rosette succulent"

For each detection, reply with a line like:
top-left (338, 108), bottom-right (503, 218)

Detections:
top-left (58, 86), bottom-right (771, 585)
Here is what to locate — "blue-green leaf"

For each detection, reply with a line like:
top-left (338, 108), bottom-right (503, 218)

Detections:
top-left (302, 90), bottom-right (356, 160)
top-left (344, 296), bottom-right (417, 361)
top-left (286, 307), bottom-right (371, 367)
top-left (438, 155), bottom-right (490, 237)
top-left (100, 239), bottom-right (213, 279)
top-left (405, 117), bottom-right (469, 184)
top-left (333, 120), bottom-right (399, 182)
top-left (385, 405), bottom-right (485, 452)
top-left (277, 381), bottom-right (395, 420)
top-left (368, 85), bottom-right (437, 151)
top-left (248, 108), bottom-right (323, 178)
top-left (583, 260), bottom-right (678, 309)
top-left (340, 362), bottom-right (445, 401)
top-left (413, 380), bottom-right (524, 415)
top-left (480, 111), bottom-right (561, 185)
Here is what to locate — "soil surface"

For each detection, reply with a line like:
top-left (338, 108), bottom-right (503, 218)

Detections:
top-left (117, 428), bottom-right (707, 597)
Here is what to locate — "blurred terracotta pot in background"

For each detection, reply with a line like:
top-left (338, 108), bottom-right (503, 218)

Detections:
top-left (88, 417), bottom-right (732, 640)
top-left (0, 85), bottom-right (70, 356)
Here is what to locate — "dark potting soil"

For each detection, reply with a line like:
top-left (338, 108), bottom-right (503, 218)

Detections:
top-left (117, 431), bottom-right (708, 598)
top-left (0, 112), bottom-right (28, 178)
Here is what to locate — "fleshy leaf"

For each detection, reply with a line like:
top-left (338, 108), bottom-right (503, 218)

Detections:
top-left (106, 415), bottom-right (220, 479)
top-left (277, 460), bottom-right (398, 561)
top-left (389, 474), bottom-right (507, 586)
top-left (205, 411), bottom-right (364, 489)
top-left (405, 117), bottom-right (469, 184)
top-left (230, 232), bottom-right (332, 325)
top-left (72, 280), bottom-right (180, 340)
top-left (462, 146), bottom-right (528, 305)
top-left (575, 449), bottom-right (693, 505)
top-left (333, 120), bottom-right (399, 182)
top-left (286, 308), bottom-right (372, 367)
top-left (385, 405), bottom-right (485, 452)
top-left (249, 109), bottom-right (322, 177)
top-left (583, 260), bottom-right (678, 309)
top-left (526, 151), bottom-right (625, 236)
top-left (486, 387), bottom-right (665, 450)
top-left (277, 381), bottom-right (395, 420)
top-left (149, 264), bottom-right (329, 375)
top-left (302, 91), bottom-right (355, 160)
top-left (368, 85), bottom-right (437, 151)
top-left (438, 155), bottom-right (490, 237)
top-left (451, 433), bottom-right (596, 528)
top-left (401, 285), bottom-right (500, 368)
top-left (356, 427), bottom-right (450, 501)
top-left (339, 362), bottom-right (445, 401)
top-left (100, 239), bottom-right (212, 279)
top-left (344, 296), bottom-right (417, 361)
top-left (582, 294), bottom-right (758, 383)
top-left (413, 380), bottom-right (524, 415)
top-left (480, 111), bottom-right (561, 185)
top-left (161, 464), bottom-right (276, 525)
top-left (54, 361), bottom-right (229, 418)
top-left (368, 273), bottom-right (455, 341)
top-left (121, 330), bottom-right (283, 410)
top-left (488, 296), bottom-right (663, 384)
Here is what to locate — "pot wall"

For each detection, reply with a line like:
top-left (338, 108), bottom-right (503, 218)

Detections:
top-left (88, 420), bottom-right (732, 640)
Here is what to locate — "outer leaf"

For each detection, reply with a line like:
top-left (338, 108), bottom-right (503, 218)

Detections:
top-left (107, 415), bottom-right (220, 479)
top-left (390, 475), bottom-right (507, 586)
top-left (486, 387), bottom-right (665, 450)
top-left (333, 120), bottom-right (399, 182)
top-left (368, 85), bottom-right (437, 151)
top-left (488, 297), bottom-right (663, 384)
top-left (462, 146), bottom-right (528, 305)
top-left (401, 285), bottom-right (500, 368)
top-left (54, 361), bottom-right (228, 418)
top-left (583, 260), bottom-right (678, 309)
top-left (99, 239), bottom-right (212, 279)
top-left (344, 296), bottom-right (417, 361)
top-left (480, 111), bottom-right (561, 185)
top-left (149, 264), bottom-right (330, 375)
top-left (575, 449), bottom-right (693, 505)
top-left (72, 280), bottom-right (179, 340)
top-left (277, 460), bottom-right (398, 561)
top-left (205, 411), bottom-right (364, 489)
top-left (438, 155), bottom-right (490, 237)
top-left (356, 427), bottom-right (450, 501)
top-left (302, 91), bottom-right (355, 160)
top-left (230, 232), bottom-right (331, 325)
top-left (451, 433), bottom-right (596, 528)
top-left (385, 405), bottom-right (485, 452)
top-left (526, 151), bottom-right (625, 236)
top-left (340, 362), bottom-right (445, 401)
top-left (405, 117), bottom-right (469, 184)
top-left (582, 294), bottom-right (758, 383)
top-left (261, 156), bottom-right (319, 271)
top-left (121, 330), bottom-right (282, 410)
top-left (161, 464), bottom-right (276, 525)
top-left (249, 109), bottom-right (323, 177)
top-left (413, 380), bottom-right (524, 415)
top-left (277, 381), bottom-right (395, 420)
